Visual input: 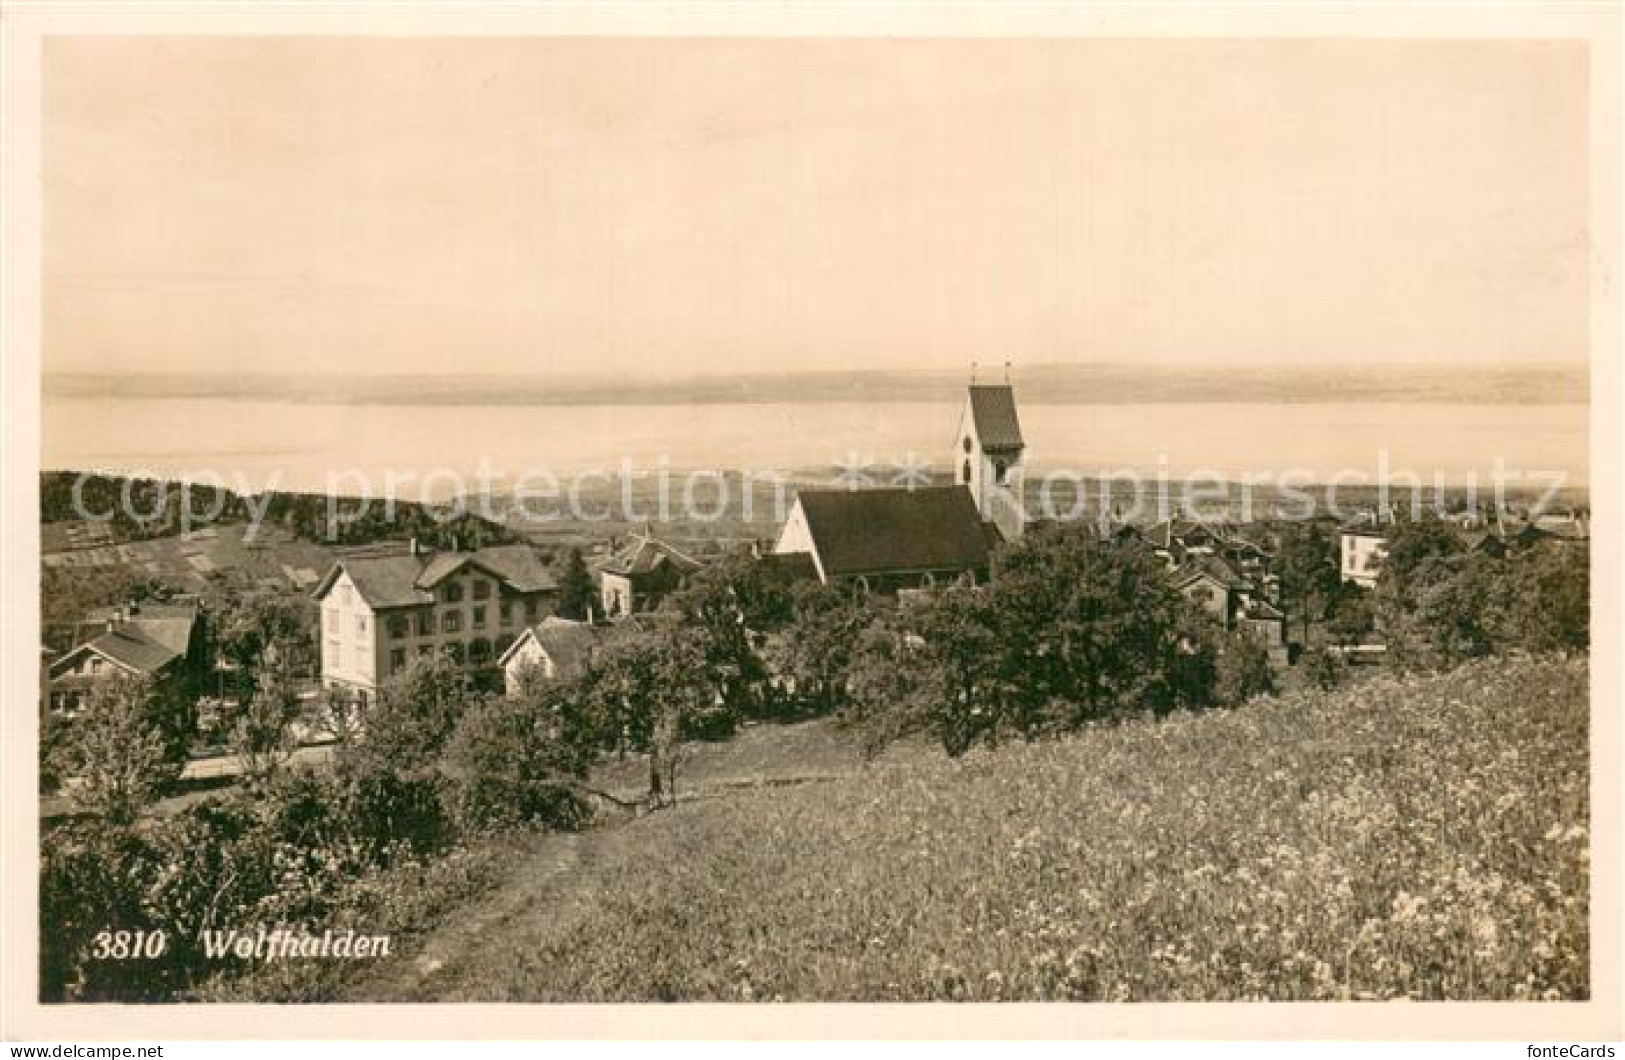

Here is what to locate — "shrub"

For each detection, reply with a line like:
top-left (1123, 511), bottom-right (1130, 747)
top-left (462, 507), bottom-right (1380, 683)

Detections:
top-left (1214, 630), bottom-right (1276, 705)
top-left (438, 686), bottom-right (593, 834)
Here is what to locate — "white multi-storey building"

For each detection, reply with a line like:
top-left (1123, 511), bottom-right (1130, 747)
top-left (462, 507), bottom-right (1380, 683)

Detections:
top-left (312, 543), bottom-right (558, 702)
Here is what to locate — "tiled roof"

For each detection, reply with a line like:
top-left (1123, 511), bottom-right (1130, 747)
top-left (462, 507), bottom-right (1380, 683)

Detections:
top-left (530, 617), bottom-right (607, 680)
top-left (52, 626), bottom-right (181, 678)
top-left (967, 385), bottom-right (1024, 450)
top-left (1171, 555), bottom-right (1249, 592)
top-left (76, 602), bottom-right (199, 656)
top-left (328, 554), bottom-right (432, 608)
top-left (315, 544), bottom-right (559, 609)
top-left (599, 535), bottom-right (704, 578)
top-left (471, 543), bottom-right (561, 592)
top-left (793, 486), bottom-right (990, 579)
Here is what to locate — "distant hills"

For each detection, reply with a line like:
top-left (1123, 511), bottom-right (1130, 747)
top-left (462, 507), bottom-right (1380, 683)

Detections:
top-left (45, 362), bottom-right (1588, 407)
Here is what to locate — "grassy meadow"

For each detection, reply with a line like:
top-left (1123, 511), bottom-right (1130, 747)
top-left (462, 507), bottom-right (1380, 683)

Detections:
top-left (349, 655), bottom-right (1588, 1003)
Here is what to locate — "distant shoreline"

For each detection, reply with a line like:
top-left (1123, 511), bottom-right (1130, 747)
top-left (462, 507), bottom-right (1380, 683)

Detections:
top-left (43, 363), bottom-right (1589, 407)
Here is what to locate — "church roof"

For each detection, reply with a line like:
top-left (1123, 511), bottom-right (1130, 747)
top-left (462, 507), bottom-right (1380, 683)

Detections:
top-left (792, 486), bottom-right (991, 579)
top-left (968, 385), bottom-right (1025, 450)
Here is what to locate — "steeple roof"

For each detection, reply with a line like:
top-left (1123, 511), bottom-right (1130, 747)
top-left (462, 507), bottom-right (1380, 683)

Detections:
top-left (967, 385), bottom-right (1024, 450)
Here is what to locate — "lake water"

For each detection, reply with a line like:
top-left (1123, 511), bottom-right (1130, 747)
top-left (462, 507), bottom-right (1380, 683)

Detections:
top-left (43, 397), bottom-right (1589, 499)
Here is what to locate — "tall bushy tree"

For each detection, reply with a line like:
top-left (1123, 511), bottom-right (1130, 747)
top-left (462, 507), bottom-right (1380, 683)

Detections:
top-left (769, 580), bottom-right (871, 717)
top-left (1489, 545), bottom-right (1589, 654)
top-left (1214, 629), bottom-right (1276, 705)
top-left (231, 670), bottom-right (303, 787)
top-left (847, 528), bottom-right (1219, 757)
top-left (1276, 522), bottom-right (1342, 640)
top-left (669, 549), bottom-right (797, 721)
top-left (330, 655), bottom-right (479, 852)
top-left (438, 671), bottom-right (597, 833)
top-left (555, 548), bottom-right (597, 621)
top-left (988, 528), bottom-right (1209, 726)
top-left (214, 591), bottom-right (310, 698)
top-left (48, 674), bottom-right (184, 825)
top-left (579, 626), bottom-right (715, 803)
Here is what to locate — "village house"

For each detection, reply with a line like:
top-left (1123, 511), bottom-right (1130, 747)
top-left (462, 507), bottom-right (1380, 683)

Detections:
top-left (47, 599), bottom-right (208, 713)
top-left (1339, 514), bottom-right (1389, 589)
top-left (1170, 554), bottom-right (1287, 650)
top-left (497, 616), bottom-right (607, 695)
top-left (597, 530), bottom-right (705, 618)
top-left (312, 541), bottom-right (558, 702)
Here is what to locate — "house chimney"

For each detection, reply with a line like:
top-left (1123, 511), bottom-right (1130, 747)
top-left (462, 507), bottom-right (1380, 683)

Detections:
top-left (409, 535), bottom-right (419, 558)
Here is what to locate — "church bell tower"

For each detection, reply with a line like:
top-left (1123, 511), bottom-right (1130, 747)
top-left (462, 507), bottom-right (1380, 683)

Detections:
top-left (954, 371), bottom-right (1026, 543)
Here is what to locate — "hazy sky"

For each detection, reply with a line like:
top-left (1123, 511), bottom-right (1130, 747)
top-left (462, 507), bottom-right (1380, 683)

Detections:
top-left (44, 37), bottom-right (1588, 377)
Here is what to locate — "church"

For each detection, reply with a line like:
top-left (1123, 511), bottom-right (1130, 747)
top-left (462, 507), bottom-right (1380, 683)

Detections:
top-left (772, 383), bottom-right (1026, 593)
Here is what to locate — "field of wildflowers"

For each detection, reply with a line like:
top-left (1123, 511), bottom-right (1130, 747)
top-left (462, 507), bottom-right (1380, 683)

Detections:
top-left (384, 655), bottom-right (1588, 1002)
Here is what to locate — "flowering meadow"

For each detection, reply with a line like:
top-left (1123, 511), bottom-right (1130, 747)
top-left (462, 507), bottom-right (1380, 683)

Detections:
top-left (402, 655), bottom-right (1588, 1002)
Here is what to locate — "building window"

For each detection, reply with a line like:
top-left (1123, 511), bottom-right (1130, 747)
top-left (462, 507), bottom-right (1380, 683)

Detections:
top-left (389, 615), bottom-right (409, 639)
top-left (444, 610), bottom-right (462, 633)
top-left (355, 614), bottom-right (368, 636)
top-left (446, 642), bottom-right (466, 665)
top-left (390, 648), bottom-right (406, 672)
top-left (473, 580), bottom-right (491, 600)
top-left (472, 605), bottom-right (487, 630)
top-left (470, 638), bottom-right (492, 665)
top-left (961, 460), bottom-right (971, 484)
top-left (500, 602), bottom-right (513, 626)
top-left (327, 637), bottom-right (340, 661)
top-left (417, 644), bottom-right (433, 658)
top-left (524, 600), bottom-right (538, 622)
top-left (417, 611), bottom-right (435, 636)
top-left (444, 582), bottom-right (463, 603)
top-left (963, 436), bottom-right (972, 453)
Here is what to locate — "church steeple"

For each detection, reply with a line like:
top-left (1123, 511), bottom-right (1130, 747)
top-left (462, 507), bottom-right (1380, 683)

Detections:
top-left (955, 376), bottom-right (1026, 542)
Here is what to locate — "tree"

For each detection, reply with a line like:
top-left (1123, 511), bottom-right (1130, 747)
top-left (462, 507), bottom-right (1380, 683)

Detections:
top-left (843, 614), bottom-right (943, 758)
top-left (48, 674), bottom-right (184, 824)
top-left (1303, 647), bottom-right (1346, 691)
top-left (1326, 589), bottom-right (1376, 647)
top-left (1276, 522), bottom-right (1342, 640)
top-left (579, 625), bottom-right (715, 805)
top-left (231, 671), bottom-right (303, 786)
top-left (329, 655), bottom-right (480, 852)
top-left (845, 527), bottom-right (1221, 758)
top-left (1490, 545), bottom-right (1589, 654)
top-left (769, 580), bottom-right (870, 717)
top-left (438, 674), bottom-right (596, 833)
top-left (555, 547), bottom-right (597, 621)
top-left (987, 527), bottom-right (1207, 726)
top-left (1213, 630), bottom-right (1276, 705)
top-left (213, 591), bottom-right (311, 700)
top-left (661, 549), bottom-right (803, 725)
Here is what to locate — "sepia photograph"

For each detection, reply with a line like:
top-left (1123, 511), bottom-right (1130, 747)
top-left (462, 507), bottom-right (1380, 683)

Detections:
top-left (2, 1), bottom-right (1620, 1046)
